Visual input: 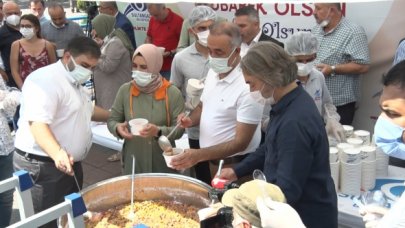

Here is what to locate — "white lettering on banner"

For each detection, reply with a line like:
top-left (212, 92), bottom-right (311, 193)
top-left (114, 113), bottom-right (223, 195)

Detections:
top-left (262, 22), bottom-right (311, 39)
top-left (211, 3), bottom-right (268, 15)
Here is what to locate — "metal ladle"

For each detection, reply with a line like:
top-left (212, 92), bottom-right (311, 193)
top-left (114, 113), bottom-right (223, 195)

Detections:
top-left (158, 111), bottom-right (190, 152)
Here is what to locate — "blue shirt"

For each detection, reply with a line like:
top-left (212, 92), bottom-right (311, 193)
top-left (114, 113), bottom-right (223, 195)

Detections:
top-left (116, 12), bottom-right (136, 48)
top-left (234, 86), bottom-right (337, 228)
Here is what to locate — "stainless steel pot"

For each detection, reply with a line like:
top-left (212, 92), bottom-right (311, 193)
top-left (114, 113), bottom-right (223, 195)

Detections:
top-left (80, 173), bottom-right (213, 211)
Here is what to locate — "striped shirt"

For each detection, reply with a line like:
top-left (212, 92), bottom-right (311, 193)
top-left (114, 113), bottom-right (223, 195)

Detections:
top-left (312, 17), bottom-right (370, 106)
top-left (393, 39), bottom-right (405, 65)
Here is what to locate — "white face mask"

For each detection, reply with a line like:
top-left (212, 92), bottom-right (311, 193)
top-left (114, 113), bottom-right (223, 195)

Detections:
top-left (20, 27), bottom-right (35, 39)
top-left (296, 62), bottom-right (314, 77)
top-left (51, 21), bottom-right (65, 29)
top-left (66, 56), bottom-right (92, 85)
top-left (319, 8), bottom-right (332, 27)
top-left (209, 48), bottom-right (237, 74)
top-left (6, 15), bottom-right (20, 27)
top-left (132, 70), bottom-right (153, 87)
top-left (196, 30), bottom-right (209, 47)
top-left (250, 84), bottom-right (275, 105)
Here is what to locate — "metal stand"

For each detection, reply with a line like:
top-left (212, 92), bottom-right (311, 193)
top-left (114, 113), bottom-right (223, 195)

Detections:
top-left (0, 170), bottom-right (87, 228)
top-left (8, 193), bottom-right (86, 228)
top-left (0, 170), bottom-right (34, 220)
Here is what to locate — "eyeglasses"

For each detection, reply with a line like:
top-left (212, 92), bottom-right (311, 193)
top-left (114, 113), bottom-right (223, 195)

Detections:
top-left (20, 24), bottom-right (34, 29)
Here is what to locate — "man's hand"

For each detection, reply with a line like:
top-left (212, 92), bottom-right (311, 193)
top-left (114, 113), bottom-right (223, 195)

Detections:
top-left (218, 168), bottom-right (238, 182)
top-left (116, 122), bottom-right (133, 139)
top-left (53, 148), bottom-right (74, 176)
top-left (177, 112), bottom-right (193, 128)
top-left (316, 63), bottom-right (333, 76)
top-left (171, 149), bottom-right (200, 170)
top-left (139, 123), bottom-right (158, 138)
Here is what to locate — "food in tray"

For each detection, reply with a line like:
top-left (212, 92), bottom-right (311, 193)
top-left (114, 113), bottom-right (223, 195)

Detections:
top-left (85, 200), bottom-right (199, 228)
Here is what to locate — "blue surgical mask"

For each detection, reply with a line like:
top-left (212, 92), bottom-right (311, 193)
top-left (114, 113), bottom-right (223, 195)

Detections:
top-left (66, 56), bottom-right (92, 85)
top-left (209, 48), bottom-right (237, 74)
top-left (374, 116), bottom-right (405, 160)
top-left (132, 70), bottom-right (153, 87)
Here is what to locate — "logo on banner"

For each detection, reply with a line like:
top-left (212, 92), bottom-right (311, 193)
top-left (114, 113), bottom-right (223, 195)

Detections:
top-left (124, 3), bottom-right (147, 16)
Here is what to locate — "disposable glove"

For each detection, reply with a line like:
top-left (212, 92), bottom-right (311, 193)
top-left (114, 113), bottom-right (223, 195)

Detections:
top-left (256, 197), bottom-right (306, 228)
top-left (325, 118), bottom-right (346, 142)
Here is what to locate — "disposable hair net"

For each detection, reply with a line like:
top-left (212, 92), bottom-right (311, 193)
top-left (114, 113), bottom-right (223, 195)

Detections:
top-left (188, 6), bottom-right (217, 28)
top-left (285, 31), bottom-right (319, 56)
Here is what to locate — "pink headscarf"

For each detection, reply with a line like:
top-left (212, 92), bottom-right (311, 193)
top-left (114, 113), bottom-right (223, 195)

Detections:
top-left (132, 44), bottom-right (163, 75)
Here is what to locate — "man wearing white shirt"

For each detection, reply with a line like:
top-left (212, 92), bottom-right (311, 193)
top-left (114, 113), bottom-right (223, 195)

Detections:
top-left (13, 37), bottom-right (109, 228)
top-left (171, 21), bottom-right (263, 176)
top-left (30, 0), bottom-right (48, 25)
top-left (234, 5), bottom-right (283, 58)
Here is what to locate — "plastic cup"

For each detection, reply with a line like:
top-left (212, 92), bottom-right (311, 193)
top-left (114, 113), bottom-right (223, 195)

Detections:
top-left (128, 118), bottom-right (148, 136)
top-left (347, 138), bottom-right (364, 148)
top-left (56, 49), bottom-right (64, 58)
top-left (343, 125), bottom-right (354, 138)
top-left (162, 148), bottom-right (184, 168)
top-left (354, 130), bottom-right (371, 145)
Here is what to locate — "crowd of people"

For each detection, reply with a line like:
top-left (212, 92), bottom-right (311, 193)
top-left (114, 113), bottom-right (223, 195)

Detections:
top-left (0, 1), bottom-right (404, 228)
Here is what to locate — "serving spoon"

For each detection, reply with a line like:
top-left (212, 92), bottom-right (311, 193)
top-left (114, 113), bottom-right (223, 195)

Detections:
top-left (158, 111), bottom-right (190, 152)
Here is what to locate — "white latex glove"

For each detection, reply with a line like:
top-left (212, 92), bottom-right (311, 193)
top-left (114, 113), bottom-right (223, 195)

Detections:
top-left (361, 191), bottom-right (405, 228)
top-left (3, 90), bottom-right (21, 111)
top-left (325, 118), bottom-right (345, 142)
top-left (256, 197), bottom-right (306, 228)
top-left (360, 205), bottom-right (387, 228)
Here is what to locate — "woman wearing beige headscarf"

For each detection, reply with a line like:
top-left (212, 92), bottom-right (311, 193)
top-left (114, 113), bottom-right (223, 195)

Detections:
top-left (91, 14), bottom-right (133, 110)
top-left (107, 44), bottom-right (185, 174)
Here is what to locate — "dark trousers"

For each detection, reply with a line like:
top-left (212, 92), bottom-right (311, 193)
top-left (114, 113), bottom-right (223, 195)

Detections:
top-left (189, 139), bottom-right (211, 185)
top-left (13, 151), bottom-right (83, 228)
top-left (337, 102), bottom-right (356, 125)
top-left (0, 153), bottom-right (14, 227)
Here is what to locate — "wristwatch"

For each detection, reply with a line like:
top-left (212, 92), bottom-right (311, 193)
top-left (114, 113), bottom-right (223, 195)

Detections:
top-left (331, 65), bottom-right (336, 77)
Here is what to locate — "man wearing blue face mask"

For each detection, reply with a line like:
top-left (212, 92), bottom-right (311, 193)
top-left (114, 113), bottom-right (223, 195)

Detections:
top-left (374, 60), bottom-right (405, 160)
top-left (13, 37), bottom-right (110, 228)
top-left (359, 60), bottom-right (405, 228)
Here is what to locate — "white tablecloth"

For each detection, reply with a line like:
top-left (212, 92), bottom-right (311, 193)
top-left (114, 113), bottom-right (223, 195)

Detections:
top-left (91, 123), bottom-right (190, 151)
top-left (91, 122), bottom-right (123, 151)
top-left (338, 166), bottom-right (405, 228)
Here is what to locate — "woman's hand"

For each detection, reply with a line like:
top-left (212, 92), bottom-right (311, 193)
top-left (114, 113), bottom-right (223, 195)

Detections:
top-left (116, 122), bottom-right (133, 140)
top-left (139, 123), bottom-right (159, 138)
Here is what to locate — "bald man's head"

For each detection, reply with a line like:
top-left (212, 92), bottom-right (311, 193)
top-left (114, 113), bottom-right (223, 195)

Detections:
top-left (3, 1), bottom-right (21, 27)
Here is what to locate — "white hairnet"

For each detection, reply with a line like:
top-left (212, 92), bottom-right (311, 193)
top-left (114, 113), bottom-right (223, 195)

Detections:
top-left (188, 6), bottom-right (217, 28)
top-left (285, 31), bottom-right (319, 56)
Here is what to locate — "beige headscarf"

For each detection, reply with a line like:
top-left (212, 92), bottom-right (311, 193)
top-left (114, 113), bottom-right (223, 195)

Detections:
top-left (132, 44), bottom-right (164, 94)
